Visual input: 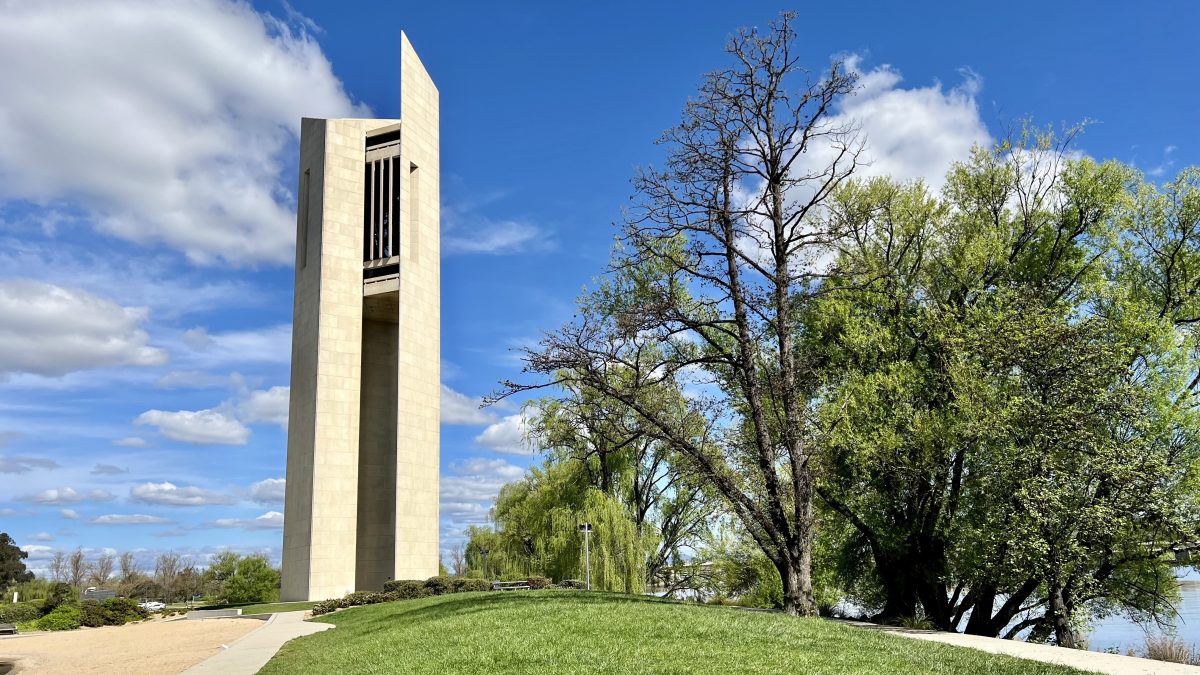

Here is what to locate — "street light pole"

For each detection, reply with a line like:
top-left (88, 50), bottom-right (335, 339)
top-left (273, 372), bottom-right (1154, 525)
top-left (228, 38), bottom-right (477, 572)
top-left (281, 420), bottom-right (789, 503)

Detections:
top-left (578, 523), bottom-right (593, 591)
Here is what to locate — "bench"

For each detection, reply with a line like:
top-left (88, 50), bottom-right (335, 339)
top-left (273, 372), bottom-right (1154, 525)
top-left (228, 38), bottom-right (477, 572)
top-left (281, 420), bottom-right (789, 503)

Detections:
top-left (491, 581), bottom-right (531, 591)
top-left (0, 624), bottom-right (15, 635)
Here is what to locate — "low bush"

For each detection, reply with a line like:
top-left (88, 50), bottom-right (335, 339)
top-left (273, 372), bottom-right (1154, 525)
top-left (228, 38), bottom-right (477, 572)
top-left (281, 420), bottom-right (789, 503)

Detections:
top-left (424, 576), bottom-right (453, 596)
top-left (527, 576), bottom-right (551, 590)
top-left (36, 604), bottom-right (82, 631)
top-left (338, 591), bottom-right (382, 608)
top-left (0, 602), bottom-right (42, 624)
top-left (557, 579), bottom-right (586, 590)
top-left (888, 616), bottom-right (935, 631)
top-left (79, 600), bottom-right (111, 627)
top-left (311, 599), bottom-right (339, 617)
top-left (103, 597), bottom-right (148, 623)
top-left (382, 580), bottom-right (429, 600)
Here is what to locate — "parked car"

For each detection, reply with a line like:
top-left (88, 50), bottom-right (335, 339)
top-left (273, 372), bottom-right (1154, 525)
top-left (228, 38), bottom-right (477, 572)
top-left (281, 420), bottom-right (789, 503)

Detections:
top-left (139, 600), bottom-right (166, 612)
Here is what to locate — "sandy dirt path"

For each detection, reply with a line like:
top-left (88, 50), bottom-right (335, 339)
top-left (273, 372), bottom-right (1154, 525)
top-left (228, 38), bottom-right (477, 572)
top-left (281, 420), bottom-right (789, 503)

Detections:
top-left (0, 616), bottom-right (262, 674)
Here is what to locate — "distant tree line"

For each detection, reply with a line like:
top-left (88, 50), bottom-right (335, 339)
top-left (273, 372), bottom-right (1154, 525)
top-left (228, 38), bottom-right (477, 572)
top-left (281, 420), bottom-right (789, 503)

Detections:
top-left (1, 541), bottom-right (279, 606)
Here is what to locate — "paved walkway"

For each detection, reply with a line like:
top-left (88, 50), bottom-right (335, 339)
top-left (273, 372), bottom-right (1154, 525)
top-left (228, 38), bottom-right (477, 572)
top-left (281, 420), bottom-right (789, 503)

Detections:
top-left (847, 621), bottom-right (1200, 674)
top-left (183, 611), bottom-right (332, 675)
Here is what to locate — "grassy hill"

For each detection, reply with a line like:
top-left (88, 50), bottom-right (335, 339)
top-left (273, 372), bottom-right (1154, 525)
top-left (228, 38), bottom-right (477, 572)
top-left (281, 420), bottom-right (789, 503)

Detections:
top-left (259, 591), bottom-right (1090, 674)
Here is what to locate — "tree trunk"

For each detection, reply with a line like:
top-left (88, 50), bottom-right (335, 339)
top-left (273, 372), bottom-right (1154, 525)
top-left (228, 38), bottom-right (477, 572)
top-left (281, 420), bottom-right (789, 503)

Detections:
top-left (779, 554), bottom-right (817, 617)
top-left (1049, 584), bottom-right (1085, 649)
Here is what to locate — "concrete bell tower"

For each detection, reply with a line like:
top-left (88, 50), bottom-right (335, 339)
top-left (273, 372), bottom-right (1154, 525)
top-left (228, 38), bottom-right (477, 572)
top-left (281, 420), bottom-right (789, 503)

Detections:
top-left (281, 33), bottom-right (440, 601)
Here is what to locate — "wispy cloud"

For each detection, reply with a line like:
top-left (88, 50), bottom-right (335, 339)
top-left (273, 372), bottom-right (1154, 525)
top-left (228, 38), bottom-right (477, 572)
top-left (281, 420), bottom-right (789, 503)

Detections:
top-left (130, 482), bottom-right (237, 507)
top-left (92, 514), bottom-right (172, 525)
top-left (0, 455), bottom-right (59, 474)
top-left (19, 487), bottom-right (114, 505)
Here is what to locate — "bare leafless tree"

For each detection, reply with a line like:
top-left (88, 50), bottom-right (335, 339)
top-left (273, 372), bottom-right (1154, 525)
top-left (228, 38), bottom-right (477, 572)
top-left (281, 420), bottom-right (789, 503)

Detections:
top-left (67, 547), bottom-right (87, 588)
top-left (155, 551), bottom-right (181, 602)
top-left (48, 550), bottom-right (67, 583)
top-left (89, 552), bottom-right (115, 587)
top-left (494, 12), bottom-right (860, 616)
top-left (449, 544), bottom-right (467, 577)
top-left (118, 551), bottom-right (140, 583)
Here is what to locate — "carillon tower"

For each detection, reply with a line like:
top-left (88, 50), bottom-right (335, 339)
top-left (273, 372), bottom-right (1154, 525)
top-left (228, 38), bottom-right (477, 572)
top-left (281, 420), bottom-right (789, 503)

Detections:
top-left (281, 33), bottom-right (440, 601)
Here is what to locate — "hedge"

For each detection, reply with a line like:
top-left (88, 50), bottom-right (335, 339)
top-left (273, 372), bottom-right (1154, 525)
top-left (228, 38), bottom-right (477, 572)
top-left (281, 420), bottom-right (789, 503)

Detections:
top-left (0, 602), bottom-right (42, 624)
top-left (316, 574), bottom-right (567, 617)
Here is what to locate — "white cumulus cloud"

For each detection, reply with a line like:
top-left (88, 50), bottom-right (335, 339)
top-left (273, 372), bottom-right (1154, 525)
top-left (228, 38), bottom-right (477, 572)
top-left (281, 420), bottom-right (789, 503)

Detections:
top-left (130, 481), bottom-right (236, 507)
top-left (247, 478), bottom-right (285, 505)
top-left (818, 56), bottom-right (992, 189)
top-left (0, 279), bottom-right (166, 377)
top-left (0, 0), bottom-right (368, 265)
top-left (239, 386), bottom-right (290, 429)
top-left (474, 411), bottom-right (538, 455)
top-left (441, 385), bottom-right (496, 425)
top-left (135, 408), bottom-right (249, 445)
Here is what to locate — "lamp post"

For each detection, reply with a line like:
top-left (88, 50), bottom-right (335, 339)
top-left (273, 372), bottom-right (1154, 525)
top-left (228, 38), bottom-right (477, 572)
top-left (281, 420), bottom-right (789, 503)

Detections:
top-left (578, 523), bottom-right (593, 590)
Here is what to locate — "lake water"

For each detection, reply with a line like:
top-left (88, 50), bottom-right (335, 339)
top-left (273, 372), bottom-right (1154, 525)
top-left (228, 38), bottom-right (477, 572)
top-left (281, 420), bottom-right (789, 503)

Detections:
top-left (1087, 566), bottom-right (1200, 654)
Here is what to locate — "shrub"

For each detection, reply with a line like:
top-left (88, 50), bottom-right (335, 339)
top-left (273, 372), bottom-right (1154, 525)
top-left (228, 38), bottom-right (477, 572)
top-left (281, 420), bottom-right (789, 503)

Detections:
top-left (424, 571), bottom-right (456, 593)
top-left (79, 600), bottom-right (111, 627)
top-left (0, 602), bottom-right (42, 624)
top-left (527, 576), bottom-right (551, 590)
top-left (424, 576), bottom-right (454, 596)
top-left (1144, 636), bottom-right (1199, 665)
top-left (557, 579), bottom-right (586, 590)
top-left (383, 580), bottom-right (429, 599)
top-left (311, 599), bottom-right (339, 616)
top-left (454, 578), bottom-right (491, 593)
top-left (338, 591), bottom-right (384, 608)
top-left (383, 579), bottom-right (422, 593)
top-left (41, 582), bottom-right (74, 614)
top-left (103, 597), bottom-right (148, 623)
top-left (36, 604), bottom-right (82, 631)
top-left (888, 616), bottom-right (935, 631)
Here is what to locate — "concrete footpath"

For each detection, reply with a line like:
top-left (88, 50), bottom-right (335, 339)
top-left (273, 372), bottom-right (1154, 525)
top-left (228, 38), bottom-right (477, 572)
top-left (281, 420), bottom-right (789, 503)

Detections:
top-left (848, 621), bottom-right (1200, 674)
top-left (183, 611), bottom-right (332, 675)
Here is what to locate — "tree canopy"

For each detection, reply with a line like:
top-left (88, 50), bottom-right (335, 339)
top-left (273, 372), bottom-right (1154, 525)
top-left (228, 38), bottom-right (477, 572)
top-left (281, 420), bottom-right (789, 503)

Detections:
top-left (0, 532), bottom-right (34, 588)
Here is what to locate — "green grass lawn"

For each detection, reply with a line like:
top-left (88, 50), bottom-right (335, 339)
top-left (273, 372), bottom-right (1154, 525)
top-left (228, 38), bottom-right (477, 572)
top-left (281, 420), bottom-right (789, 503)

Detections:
top-left (259, 591), bottom-right (1093, 674)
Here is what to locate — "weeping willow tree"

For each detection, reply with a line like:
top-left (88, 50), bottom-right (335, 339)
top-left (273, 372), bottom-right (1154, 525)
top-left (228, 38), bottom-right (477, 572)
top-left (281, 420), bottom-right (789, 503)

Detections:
top-left (474, 460), bottom-right (645, 592)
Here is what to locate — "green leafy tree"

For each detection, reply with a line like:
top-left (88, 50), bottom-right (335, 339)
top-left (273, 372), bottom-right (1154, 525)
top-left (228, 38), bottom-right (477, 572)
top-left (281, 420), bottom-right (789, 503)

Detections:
top-left (811, 128), bottom-right (1200, 640)
top-left (0, 532), bottom-right (34, 587)
top-left (218, 554), bottom-right (279, 604)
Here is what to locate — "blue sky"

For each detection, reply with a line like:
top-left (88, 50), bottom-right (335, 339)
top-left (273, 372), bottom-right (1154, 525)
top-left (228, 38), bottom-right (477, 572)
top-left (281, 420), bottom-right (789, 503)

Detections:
top-left (0, 0), bottom-right (1195, 572)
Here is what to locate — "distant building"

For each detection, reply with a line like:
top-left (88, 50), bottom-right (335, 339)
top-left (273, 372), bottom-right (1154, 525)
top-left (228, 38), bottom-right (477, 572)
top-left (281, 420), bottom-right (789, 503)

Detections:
top-left (81, 588), bottom-right (117, 601)
top-left (281, 33), bottom-right (441, 602)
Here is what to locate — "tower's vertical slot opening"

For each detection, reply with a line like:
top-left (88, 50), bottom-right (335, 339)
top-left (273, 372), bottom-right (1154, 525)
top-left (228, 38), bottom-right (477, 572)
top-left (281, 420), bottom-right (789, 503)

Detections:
top-left (364, 128), bottom-right (401, 264)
